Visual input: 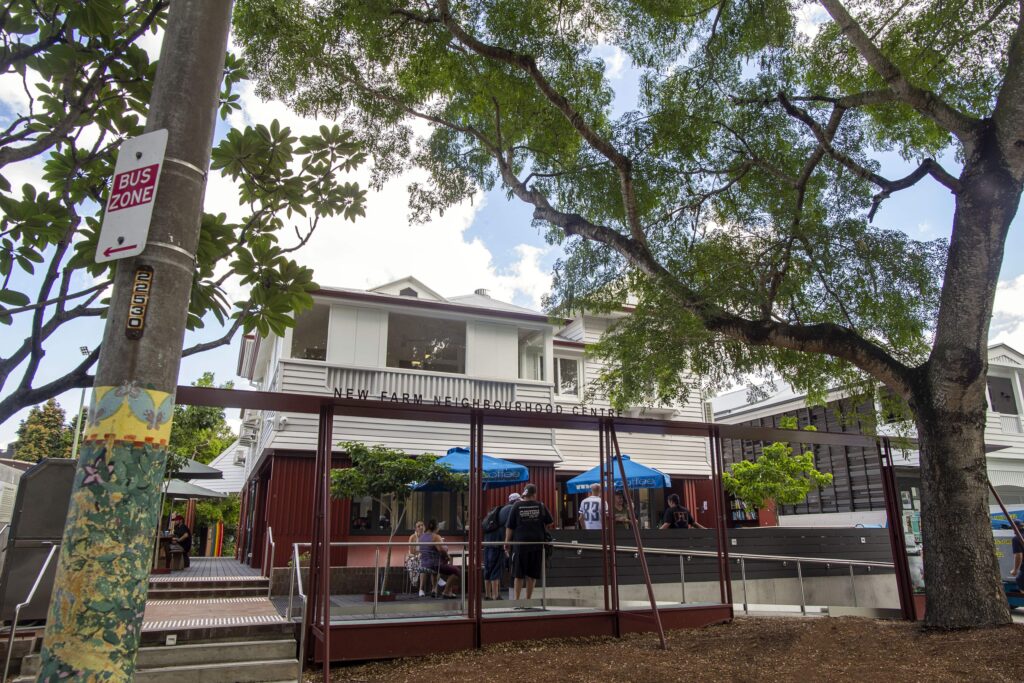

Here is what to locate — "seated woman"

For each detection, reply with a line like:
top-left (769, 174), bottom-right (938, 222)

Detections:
top-left (418, 519), bottom-right (461, 598)
top-left (406, 521), bottom-right (427, 596)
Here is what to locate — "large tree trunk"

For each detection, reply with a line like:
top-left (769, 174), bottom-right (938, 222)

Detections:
top-left (916, 409), bottom-right (1009, 628)
top-left (912, 138), bottom-right (1020, 628)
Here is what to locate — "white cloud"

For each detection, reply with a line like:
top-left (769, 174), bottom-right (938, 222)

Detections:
top-left (991, 274), bottom-right (1024, 353)
top-left (212, 82), bottom-right (554, 311)
top-left (597, 45), bottom-right (627, 80)
top-left (795, 5), bottom-right (829, 39)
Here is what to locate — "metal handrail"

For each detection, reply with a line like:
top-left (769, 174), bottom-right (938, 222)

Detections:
top-left (263, 526), bottom-right (275, 584)
top-left (291, 543), bottom-right (307, 683)
top-left (289, 538), bottom-right (894, 622)
top-left (3, 543), bottom-right (58, 682)
top-left (551, 540), bottom-right (895, 569)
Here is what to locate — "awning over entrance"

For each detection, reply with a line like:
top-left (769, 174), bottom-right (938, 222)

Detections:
top-left (564, 454), bottom-right (671, 494)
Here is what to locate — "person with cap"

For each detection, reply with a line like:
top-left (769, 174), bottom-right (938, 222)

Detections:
top-left (483, 492), bottom-right (521, 600)
top-left (171, 513), bottom-right (192, 568)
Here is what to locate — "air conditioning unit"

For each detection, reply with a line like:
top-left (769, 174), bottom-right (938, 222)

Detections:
top-left (233, 448), bottom-right (247, 466)
top-left (238, 423), bottom-right (258, 445)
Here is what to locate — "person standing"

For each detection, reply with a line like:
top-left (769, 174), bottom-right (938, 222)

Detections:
top-left (482, 498), bottom-right (511, 601)
top-left (504, 484), bottom-right (553, 602)
top-left (1011, 518), bottom-right (1024, 591)
top-left (171, 513), bottom-right (192, 568)
top-left (577, 483), bottom-right (603, 530)
top-left (659, 493), bottom-right (706, 529)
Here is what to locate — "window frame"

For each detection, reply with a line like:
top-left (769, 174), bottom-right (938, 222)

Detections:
top-left (385, 311), bottom-right (468, 375)
top-left (553, 355), bottom-right (582, 398)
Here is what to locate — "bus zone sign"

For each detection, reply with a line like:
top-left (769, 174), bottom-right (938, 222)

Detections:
top-left (96, 129), bottom-right (168, 263)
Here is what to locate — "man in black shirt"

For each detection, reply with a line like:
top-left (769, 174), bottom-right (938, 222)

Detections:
top-left (171, 513), bottom-right (192, 568)
top-left (659, 494), bottom-right (705, 529)
top-left (504, 483), bottom-right (553, 601)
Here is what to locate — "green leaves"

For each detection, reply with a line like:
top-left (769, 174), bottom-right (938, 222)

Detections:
top-left (722, 418), bottom-right (834, 509)
top-left (330, 441), bottom-right (469, 505)
top-left (206, 119), bottom-right (366, 338)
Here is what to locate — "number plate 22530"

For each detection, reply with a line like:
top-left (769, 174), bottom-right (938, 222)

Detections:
top-left (125, 266), bottom-right (154, 339)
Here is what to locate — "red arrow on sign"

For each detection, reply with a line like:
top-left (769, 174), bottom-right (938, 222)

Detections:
top-left (103, 244), bottom-right (139, 258)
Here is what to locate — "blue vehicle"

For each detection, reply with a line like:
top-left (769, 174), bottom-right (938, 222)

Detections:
top-left (1004, 580), bottom-right (1024, 610)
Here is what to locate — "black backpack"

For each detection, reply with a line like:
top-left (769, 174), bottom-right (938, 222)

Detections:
top-left (482, 505), bottom-right (502, 533)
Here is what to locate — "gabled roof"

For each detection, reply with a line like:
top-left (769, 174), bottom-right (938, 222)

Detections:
top-left (369, 276), bottom-right (446, 301)
top-left (188, 440), bottom-right (245, 495)
top-left (989, 343), bottom-right (1024, 368)
top-left (448, 291), bottom-right (543, 316)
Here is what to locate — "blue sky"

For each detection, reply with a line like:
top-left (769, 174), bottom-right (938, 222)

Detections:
top-left (0, 25), bottom-right (1021, 447)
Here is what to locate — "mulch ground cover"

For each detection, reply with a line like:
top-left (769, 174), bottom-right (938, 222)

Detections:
top-left (305, 616), bottom-right (1024, 682)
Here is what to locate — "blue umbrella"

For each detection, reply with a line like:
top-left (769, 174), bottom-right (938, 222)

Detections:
top-left (415, 447), bottom-right (529, 490)
top-left (565, 455), bottom-right (671, 494)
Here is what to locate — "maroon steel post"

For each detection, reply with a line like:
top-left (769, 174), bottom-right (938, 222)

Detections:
top-left (321, 404), bottom-right (334, 674)
top-left (603, 419), bottom-right (621, 632)
top-left (709, 427), bottom-right (733, 608)
top-left (471, 410), bottom-right (484, 646)
top-left (879, 438), bottom-right (916, 620)
top-left (609, 425), bottom-right (667, 649)
top-left (598, 420), bottom-right (610, 612)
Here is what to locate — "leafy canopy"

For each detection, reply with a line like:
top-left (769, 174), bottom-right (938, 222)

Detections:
top-left (722, 416), bottom-right (833, 508)
top-left (232, 0), bottom-right (1016, 406)
top-left (13, 398), bottom-right (74, 462)
top-left (330, 441), bottom-right (468, 509)
top-left (168, 373), bottom-right (236, 465)
top-left (0, 0), bottom-right (367, 425)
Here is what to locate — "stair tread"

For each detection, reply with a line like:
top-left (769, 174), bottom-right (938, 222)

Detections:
top-left (139, 639), bottom-right (295, 651)
top-left (139, 658), bottom-right (297, 672)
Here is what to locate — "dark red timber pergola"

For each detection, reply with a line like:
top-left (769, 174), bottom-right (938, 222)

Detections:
top-left (177, 385), bottom-right (919, 678)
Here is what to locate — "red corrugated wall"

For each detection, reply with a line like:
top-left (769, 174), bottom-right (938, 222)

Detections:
top-left (481, 463), bottom-right (556, 519)
top-left (262, 455), bottom-right (351, 568)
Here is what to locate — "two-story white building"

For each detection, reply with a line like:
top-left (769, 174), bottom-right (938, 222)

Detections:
top-left (234, 277), bottom-right (713, 569)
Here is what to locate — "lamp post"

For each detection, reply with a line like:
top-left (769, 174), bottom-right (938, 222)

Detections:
top-left (70, 345), bottom-right (89, 461)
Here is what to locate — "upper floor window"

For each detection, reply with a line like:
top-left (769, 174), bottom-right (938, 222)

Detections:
top-left (387, 313), bottom-right (466, 373)
top-left (988, 376), bottom-right (1019, 415)
top-left (518, 330), bottom-right (545, 381)
top-left (291, 303), bottom-right (329, 361)
top-left (554, 356), bottom-right (580, 397)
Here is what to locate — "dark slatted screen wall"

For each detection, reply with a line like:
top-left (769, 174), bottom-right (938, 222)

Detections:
top-left (721, 397), bottom-right (884, 515)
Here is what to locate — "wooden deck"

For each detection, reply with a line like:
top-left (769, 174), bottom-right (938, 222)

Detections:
top-left (149, 556), bottom-right (262, 582)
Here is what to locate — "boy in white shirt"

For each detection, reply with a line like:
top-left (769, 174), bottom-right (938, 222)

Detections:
top-left (577, 483), bottom-right (604, 530)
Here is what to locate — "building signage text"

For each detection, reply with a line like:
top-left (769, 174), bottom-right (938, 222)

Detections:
top-left (332, 387), bottom-right (622, 416)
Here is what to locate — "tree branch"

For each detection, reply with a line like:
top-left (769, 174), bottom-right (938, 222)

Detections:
top-left (0, 347), bottom-right (98, 426)
top-left (775, 92), bottom-right (961, 218)
top-left (182, 312), bottom-right (248, 358)
top-left (817, 0), bottom-right (983, 146)
top-left (435, 0), bottom-right (647, 245)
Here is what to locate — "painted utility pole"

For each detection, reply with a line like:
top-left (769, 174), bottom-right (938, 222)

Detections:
top-left (36, 2), bottom-right (233, 680)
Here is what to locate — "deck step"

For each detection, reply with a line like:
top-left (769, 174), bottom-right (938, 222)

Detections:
top-left (137, 639), bottom-right (296, 667)
top-left (139, 621), bottom-right (296, 646)
top-left (134, 658), bottom-right (298, 683)
top-left (147, 586), bottom-right (268, 600)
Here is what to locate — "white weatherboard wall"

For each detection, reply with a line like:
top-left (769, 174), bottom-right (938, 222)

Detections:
top-left (327, 305), bottom-right (385, 367)
top-left (468, 321), bottom-right (518, 379)
top-left (552, 315), bottom-right (710, 477)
